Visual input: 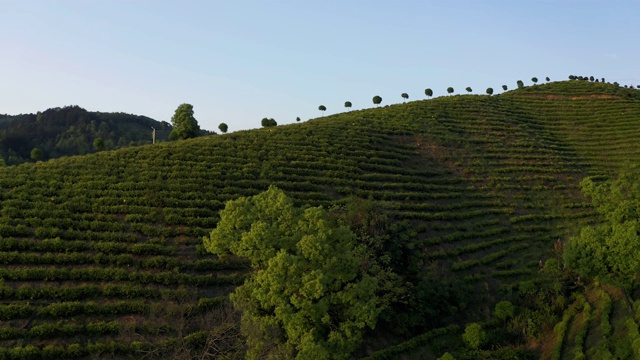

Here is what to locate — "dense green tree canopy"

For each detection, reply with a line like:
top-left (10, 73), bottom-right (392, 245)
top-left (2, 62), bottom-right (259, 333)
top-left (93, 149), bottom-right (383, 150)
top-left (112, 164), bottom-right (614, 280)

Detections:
top-left (372, 95), bottom-right (382, 106)
top-left (318, 105), bottom-right (326, 115)
top-left (465, 87), bottom-right (472, 93)
top-left (401, 93), bottom-right (409, 102)
top-left (204, 186), bottom-right (383, 359)
top-left (531, 77), bottom-right (538, 84)
top-left (564, 172), bottom-right (640, 294)
top-left (261, 118), bottom-right (277, 127)
top-left (170, 103), bottom-right (200, 140)
top-left (516, 80), bottom-right (524, 89)
top-left (93, 138), bottom-right (105, 151)
top-left (502, 85), bottom-right (508, 91)
top-left (486, 87), bottom-right (494, 96)
top-left (218, 123), bottom-right (228, 134)
top-left (447, 87), bottom-right (454, 95)
top-left (344, 101), bottom-right (352, 110)
top-left (30, 148), bottom-right (42, 161)
top-left (425, 88), bottom-right (433, 98)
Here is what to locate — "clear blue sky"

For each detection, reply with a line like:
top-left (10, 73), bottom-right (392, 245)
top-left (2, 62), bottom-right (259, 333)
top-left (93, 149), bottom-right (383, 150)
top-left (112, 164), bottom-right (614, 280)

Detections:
top-left (2, 0), bottom-right (639, 132)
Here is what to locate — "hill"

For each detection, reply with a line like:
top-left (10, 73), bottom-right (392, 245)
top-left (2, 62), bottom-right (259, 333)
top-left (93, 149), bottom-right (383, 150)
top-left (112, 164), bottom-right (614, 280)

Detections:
top-left (0, 79), bottom-right (639, 359)
top-left (0, 106), bottom-right (212, 165)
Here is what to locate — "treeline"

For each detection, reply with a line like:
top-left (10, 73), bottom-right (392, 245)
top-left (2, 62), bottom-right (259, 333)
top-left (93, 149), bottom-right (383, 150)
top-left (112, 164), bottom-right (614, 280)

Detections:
top-left (0, 105), bottom-right (211, 165)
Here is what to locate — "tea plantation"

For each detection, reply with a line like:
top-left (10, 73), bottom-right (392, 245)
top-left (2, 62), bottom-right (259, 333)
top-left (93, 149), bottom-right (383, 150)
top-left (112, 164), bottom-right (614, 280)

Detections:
top-left (0, 79), bottom-right (639, 359)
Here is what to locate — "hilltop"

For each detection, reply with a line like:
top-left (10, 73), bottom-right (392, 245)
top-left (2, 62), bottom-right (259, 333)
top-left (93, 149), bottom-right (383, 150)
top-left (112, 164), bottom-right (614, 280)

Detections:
top-left (0, 106), bottom-right (213, 165)
top-left (0, 79), bottom-right (639, 359)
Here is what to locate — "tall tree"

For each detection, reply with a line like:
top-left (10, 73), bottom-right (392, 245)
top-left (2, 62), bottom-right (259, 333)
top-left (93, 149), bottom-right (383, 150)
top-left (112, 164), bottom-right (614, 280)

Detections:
top-left (531, 77), bottom-right (538, 85)
top-left (296, 116), bottom-right (301, 122)
top-left (344, 101), bottom-right (352, 111)
top-left (169, 103), bottom-right (200, 140)
top-left (30, 148), bottom-right (42, 161)
top-left (93, 138), bottom-right (105, 151)
top-left (516, 80), bottom-right (524, 89)
top-left (424, 88), bottom-right (433, 98)
top-left (447, 87), bottom-right (454, 95)
top-left (204, 186), bottom-right (383, 359)
top-left (465, 87), bottom-right (472, 94)
top-left (372, 95), bottom-right (382, 106)
top-left (546, 76), bottom-right (550, 82)
top-left (401, 93), bottom-right (409, 102)
top-left (261, 118), bottom-right (277, 127)
top-left (486, 87), bottom-right (494, 96)
top-left (564, 172), bottom-right (640, 310)
top-left (218, 123), bottom-right (228, 134)
top-left (318, 105), bottom-right (326, 116)
top-left (502, 85), bottom-right (508, 91)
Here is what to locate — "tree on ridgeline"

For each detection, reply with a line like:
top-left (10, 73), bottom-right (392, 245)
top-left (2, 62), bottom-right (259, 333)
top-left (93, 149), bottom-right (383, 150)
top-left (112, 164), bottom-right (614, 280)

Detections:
top-left (203, 186), bottom-right (385, 359)
top-left (261, 118), bottom-right (277, 127)
top-left (569, 75), bottom-right (576, 80)
top-left (502, 85), bottom-right (508, 91)
top-left (590, 76), bottom-right (595, 82)
top-left (447, 87), bottom-right (454, 95)
top-left (546, 76), bottom-right (550, 82)
top-left (564, 171), bottom-right (640, 311)
top-left (344, 101), bottom-right (352, 111)
top-left (516, 80), bottom-right (524, 89)
top-left (169, 103), bottom-right (200, 140)
top-left (531, 77), bottom-right (538, 85)
top-left (296, 116), bottom-right (301, 122)
top-left (401, 93), bottom-right (409, 102)
top-left (486, 87), bottom-right (493, 96)
top-left (30, 148), bottom-right (42, 161)
top-left (218, 123), bottom-right (228, 134)
top-left (372, 95), bottom-right (382, 106)
top-left (93, 138), bottom-right (105, 151)
top-left (465, 87), bottom-right (472, 94)
top-left (425, 88), bottom-right (433, 98)
top-left (318, 105), bottom-right (326, 116)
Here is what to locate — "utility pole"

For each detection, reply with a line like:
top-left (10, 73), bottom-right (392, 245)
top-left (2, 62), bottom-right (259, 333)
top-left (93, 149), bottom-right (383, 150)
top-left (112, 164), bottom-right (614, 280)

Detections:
top-left (151, 127), bottom-right (156, 144)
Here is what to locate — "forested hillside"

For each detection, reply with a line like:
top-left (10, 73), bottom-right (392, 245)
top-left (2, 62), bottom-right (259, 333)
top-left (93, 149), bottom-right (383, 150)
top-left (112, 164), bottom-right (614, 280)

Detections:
top-left (0, 79), bottom-right (639, 359)
top-left (0, 106), bottom-right (212, 165)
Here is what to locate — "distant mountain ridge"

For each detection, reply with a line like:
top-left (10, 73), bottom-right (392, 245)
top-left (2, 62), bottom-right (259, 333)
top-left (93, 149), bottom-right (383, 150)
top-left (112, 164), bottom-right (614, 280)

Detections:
top-left (0, 105), bottom-right (212, 165)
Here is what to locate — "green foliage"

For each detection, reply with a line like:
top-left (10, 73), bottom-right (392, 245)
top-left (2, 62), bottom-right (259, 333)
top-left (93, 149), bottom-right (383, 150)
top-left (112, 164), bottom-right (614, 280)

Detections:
top-left (218, 123), bottom-right (228, 134)
top-left (465, 87), bottom-right (472, 93)
top-left (261, 117), bottom-right (277, 127)
top-left (170, 103), bottom-right (200, 140)
top-left (318, 105), bottom-right (327, 114)
top-left (502, 84), bottom-right (507, 91)
top-left (486, 87), bottom-right (494, 96)
top-left (296, 116), bottom-right (301, 122)
top-left (438, 352), bottom-right (456, 360)
top-left (517, 80), bottom-right (524, 88)
top-left (462, 323), bottom-right (486, 349)
top-left (344, 101), bottom-right (352, 110)
top-left (494, 300), bottom-right (515, 321)
top-left (447, 87), bottom-right (454, 95)
top-left (373, 95), bottom-right (382, 106)
top-left (424, 88), bottom-right (433, 97)
top-left (401, 93), bottom-right (409, 101)
top-left (564, 172), bottom-right (640, 290)
top-left (204, 186), bottom-right (383, 359)
top-left (30, 148), bottom-right (42, 161)
top-left (93, 137), bottom-right (105, 151)
top-left (532, 77), bottom-right (538, 84)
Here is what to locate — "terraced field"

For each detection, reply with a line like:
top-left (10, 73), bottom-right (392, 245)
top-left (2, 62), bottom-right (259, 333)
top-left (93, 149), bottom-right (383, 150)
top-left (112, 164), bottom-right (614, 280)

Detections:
top-left (0, 79), bottom-right (639, 358)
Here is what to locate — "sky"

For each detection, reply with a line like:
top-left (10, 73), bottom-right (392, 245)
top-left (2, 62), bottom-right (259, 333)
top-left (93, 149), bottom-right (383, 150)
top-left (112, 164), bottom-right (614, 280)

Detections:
top-left (2, 0), bottom-right (639, 132)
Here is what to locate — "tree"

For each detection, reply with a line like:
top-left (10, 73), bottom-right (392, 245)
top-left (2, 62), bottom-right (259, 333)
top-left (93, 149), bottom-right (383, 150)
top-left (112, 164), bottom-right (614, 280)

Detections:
top-left (372, 95), bottom-right (382, 106)
top-left (531, 77), bottom-right (538, 85)
top-left (203, 186), bottom-right (383, 359)
top-left (169, 103), bottom-right (200, 140)
top-left (401, 93), bottom-right (409, 102)
top-left (318, 105), bottom-right (326, 116)
top-left (261, 118), bottom-right (277, 127)
top-left (516, 80), bottom-right (524, 89)
top-left (502, 85), bottom-right (508, 91)
top-left (546, 76), bottom-right (551, 82)
top-left (564, 172), bottom-right (640, 310)
top-left (30, 148), bottom-right (42, 161)
top-left (494, 300), bottom-right (515, 321)
top-left (218, 123), bottom-right (228, 134)
top-left (590, 76), bottom-right (595, 82)
top-left (465, 87), bottom-right (472, 94)
top-left (569, 75), bottom-right (576, 80)
top-left (425, 88), bottom-right (433, 98)
top-left (93, 138), bottom-right (105, 151)
top-left (486, 87), bottom-right (494, 96)
top-left (344, 101), bottom-right (352, 111)
top-left (296, 117), bottom-right (301, 122)
top-left (447, 87), bottom-right (454, 95)
top-left (462, 323), bottom-right (486, 349)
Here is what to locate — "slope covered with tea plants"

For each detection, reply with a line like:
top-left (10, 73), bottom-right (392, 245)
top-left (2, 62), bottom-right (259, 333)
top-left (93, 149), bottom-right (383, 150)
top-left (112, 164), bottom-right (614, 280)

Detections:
top-left (0, 79), bottom-right (639, 358)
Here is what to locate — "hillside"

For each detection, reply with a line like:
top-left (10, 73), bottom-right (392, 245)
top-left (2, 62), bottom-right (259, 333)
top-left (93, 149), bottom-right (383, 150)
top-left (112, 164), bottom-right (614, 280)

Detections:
top-left (0, 106), bottom-right (212, 165)
top-left (0, 79), bottom-right (639, 359)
